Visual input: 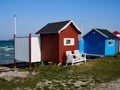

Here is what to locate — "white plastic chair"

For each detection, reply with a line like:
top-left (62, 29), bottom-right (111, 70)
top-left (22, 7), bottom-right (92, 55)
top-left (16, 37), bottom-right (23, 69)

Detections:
top-left (74, 50), bottom-right (86, 63)
top-left (66, 51), bottom-right (78, 66)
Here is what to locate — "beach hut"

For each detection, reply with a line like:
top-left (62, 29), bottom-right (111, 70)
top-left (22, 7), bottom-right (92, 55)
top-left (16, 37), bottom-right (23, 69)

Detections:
top-left (35, 20), bottom-right (81, 64)
top-left (83, 28), bottom-right (116, 56)
top-left (113, 31), bottom-right (120, 53)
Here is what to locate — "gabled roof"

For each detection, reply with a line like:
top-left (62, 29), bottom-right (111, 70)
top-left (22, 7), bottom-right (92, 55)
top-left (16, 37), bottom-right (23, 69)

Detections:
top-left (95, 28), bottom-right (116, 39)
top-left (113, 31), bottom-right (120, 40)
top-left (35, 20), bottom-right (81, 34)
top-left (84, 28), bottom-right (116, 39)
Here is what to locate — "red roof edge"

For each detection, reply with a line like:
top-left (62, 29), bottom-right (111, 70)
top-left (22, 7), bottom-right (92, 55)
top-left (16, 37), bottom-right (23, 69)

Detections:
top-left (113, 31), bottom-right (120, 40)
top-left (113, 31), bottom-right (120, 34)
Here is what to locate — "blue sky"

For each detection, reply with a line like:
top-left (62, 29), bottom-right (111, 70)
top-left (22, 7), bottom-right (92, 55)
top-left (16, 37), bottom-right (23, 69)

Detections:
top-left (0, 0), bottom-right (120, 40)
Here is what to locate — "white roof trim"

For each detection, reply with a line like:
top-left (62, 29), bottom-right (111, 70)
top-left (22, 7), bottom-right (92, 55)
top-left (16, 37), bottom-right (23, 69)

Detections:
top-left (95, 28), bottom-right (108, 38)
top-left (58, 20), bottom-right (81, 33)
top-left (116, 34), bottom-right (120, 37)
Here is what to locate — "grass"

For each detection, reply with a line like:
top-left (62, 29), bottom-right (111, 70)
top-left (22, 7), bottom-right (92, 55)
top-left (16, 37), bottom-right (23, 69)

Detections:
top-left (1, 54), bottom-right (120, 89)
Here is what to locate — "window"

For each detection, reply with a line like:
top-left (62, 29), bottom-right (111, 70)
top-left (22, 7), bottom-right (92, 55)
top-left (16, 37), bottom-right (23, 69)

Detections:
top-left (64, 38), bottom-right (74, 46)
top-left (108, 40), bottom-right (114, 46)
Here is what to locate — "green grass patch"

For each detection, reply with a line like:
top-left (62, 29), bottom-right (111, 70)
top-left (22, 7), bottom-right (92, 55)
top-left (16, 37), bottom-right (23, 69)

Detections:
top-left (1, 54), bottom-right (120, 89)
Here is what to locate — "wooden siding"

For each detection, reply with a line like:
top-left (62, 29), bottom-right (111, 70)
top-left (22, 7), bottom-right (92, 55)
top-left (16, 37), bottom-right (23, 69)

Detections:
top-left (40, 23), bottom-right (80, 63)
top-left (84, 30), bottom-right (105, 55)
top-left (41, 34), bottom-right (59, 63)
top-left (116, 40), bottom-right (120, 53)
top-left (59, 23), bottom-right (79, 63)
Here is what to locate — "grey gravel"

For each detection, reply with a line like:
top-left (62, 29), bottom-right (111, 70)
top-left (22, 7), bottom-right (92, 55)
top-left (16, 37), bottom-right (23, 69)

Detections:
top-left (93, 79), bottom-right (120, 90)
top-left (0, 70), bottom-right (29, 81)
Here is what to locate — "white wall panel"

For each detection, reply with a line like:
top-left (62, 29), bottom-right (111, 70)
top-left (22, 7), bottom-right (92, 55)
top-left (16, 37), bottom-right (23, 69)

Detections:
top-left (15, 37), bottom-right (41, 63)
top-left (15, 37), bottom-right (29, 62)
top-left (31, 37), bottom-right (41, 62)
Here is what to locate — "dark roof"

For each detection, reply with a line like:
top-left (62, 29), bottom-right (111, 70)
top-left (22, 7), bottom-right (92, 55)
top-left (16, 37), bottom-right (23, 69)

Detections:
top-left (95, 28), bottom-right (116, 39)
top-left (35, 20), bottom-right (81, 34)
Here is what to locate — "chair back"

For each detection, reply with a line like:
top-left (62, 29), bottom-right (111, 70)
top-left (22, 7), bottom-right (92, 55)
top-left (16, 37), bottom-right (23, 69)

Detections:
top-left (66, 51), bottom-right (72, 59)
top-left (74, 50), bottom-right (81, 58)
top-left (74, 50), bottom-right (80, 55)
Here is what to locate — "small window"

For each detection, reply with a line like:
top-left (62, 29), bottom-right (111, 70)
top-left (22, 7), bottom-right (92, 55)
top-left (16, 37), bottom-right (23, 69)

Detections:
top-left (108, 40), bottom-right (114, 46)
top-left (64, 38), bottom-right (74, 46)
top-left (66, 40), bottom-right (71, 44)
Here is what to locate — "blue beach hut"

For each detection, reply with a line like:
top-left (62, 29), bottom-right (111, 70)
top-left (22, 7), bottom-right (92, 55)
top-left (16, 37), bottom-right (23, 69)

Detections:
top-left (82, 28), bottom-right (116, 56)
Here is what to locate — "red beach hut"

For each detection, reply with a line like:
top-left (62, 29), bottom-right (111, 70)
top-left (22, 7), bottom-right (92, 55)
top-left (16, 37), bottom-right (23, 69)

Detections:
top-left (35, 20), bottom-right (81, 64)
top-left (113, 31), bottom-right (120, 53)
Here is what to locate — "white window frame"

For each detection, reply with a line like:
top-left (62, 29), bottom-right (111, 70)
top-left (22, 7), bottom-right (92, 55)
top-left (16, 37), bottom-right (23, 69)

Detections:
top-left (64, 38), bottom-right (75, 46)
top-left (108, 40), bottom-right (114, 46)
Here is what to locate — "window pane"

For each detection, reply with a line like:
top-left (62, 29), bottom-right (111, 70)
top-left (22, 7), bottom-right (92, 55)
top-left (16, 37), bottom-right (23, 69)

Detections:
top-left (108, 40), bottom-right (113, 46)
top-left (66, 40), bottom-right (71, 44)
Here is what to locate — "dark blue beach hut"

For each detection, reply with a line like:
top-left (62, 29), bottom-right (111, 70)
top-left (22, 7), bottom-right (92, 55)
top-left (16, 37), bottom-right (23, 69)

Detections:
top-left (80, 28), bottom-right (116, 56)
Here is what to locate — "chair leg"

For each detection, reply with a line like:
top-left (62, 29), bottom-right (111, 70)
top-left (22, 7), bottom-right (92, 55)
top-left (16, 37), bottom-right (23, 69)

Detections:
top-left (72, 61), bottom-right (74, 66)
top-left (66, 63), bottom-right (68, 66)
